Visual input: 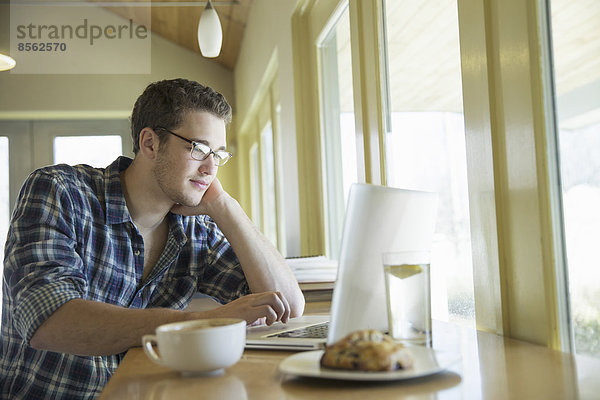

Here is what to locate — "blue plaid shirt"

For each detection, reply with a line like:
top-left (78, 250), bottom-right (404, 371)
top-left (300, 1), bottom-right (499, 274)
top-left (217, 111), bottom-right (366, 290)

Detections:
top-left (1, 156), bottom-right (249, 399)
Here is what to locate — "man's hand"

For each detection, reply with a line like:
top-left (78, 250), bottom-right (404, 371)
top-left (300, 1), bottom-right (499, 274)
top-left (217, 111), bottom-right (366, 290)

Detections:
top-left (203, 292), bottom-right (292, 326)
top-left (173, 176), bottom-right (306, 319)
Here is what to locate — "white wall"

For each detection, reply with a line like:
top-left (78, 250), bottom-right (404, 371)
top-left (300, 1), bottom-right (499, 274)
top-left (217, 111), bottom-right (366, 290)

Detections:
top-left (234, 0), bottom-right (301, 256)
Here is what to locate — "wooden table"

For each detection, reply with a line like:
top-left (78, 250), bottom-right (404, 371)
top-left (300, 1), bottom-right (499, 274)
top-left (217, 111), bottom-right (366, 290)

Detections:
top-left (100, 303), bottom-right (600, 399)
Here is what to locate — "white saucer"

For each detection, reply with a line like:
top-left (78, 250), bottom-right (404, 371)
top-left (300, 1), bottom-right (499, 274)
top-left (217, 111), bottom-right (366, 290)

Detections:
top-left (279, 347), bottom-right (460, 381)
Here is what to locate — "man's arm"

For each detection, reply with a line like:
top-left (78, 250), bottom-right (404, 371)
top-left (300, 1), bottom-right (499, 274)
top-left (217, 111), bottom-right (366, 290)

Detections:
top-left (29, 291), bottom-right (290, 356)
top-left (172, 178), bottom-right (305, 318)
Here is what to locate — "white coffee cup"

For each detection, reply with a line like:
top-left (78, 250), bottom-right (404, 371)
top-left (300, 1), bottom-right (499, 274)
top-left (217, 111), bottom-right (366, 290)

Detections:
top-left (142, 318), bottom-right (246, 375)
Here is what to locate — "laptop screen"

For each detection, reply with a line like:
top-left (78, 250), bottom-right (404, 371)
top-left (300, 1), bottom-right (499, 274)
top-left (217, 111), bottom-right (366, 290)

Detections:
top-left (327, 184), bottom-right (438, 343)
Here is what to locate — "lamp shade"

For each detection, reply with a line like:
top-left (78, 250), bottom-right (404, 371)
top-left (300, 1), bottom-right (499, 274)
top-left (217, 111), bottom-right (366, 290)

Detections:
top-left (0, 53), bottom-right (16, 71)
top-left (197, 0), bottom-right (222, 58)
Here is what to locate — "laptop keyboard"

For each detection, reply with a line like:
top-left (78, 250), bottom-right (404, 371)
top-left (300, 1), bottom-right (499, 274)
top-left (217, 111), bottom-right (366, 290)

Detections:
top-left (268, 322), bottom-right (329, 339)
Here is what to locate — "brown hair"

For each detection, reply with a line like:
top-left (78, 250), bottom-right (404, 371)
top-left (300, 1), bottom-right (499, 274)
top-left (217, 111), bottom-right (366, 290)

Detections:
top-left (130, 78), bottom-right (232, 154)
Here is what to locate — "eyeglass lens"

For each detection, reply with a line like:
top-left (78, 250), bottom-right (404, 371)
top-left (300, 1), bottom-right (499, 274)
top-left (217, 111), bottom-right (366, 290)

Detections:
top-left (192, 143), bottom-right (230, 165)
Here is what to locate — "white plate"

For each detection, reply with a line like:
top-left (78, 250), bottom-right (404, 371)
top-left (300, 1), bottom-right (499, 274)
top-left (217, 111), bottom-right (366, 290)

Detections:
top-left (279, 347), bottom-right (460, 381)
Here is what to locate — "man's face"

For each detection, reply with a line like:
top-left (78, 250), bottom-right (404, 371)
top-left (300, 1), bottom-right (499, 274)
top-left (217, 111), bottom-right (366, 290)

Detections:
top-left (152, 110), bottom-right (227, 207)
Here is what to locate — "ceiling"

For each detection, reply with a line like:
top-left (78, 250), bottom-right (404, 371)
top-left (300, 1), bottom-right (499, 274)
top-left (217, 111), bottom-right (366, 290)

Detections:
top-left (96, 0), bottom-right (253, 70)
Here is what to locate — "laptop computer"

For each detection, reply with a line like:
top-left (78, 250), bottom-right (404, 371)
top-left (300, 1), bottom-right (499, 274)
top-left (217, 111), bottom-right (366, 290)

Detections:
top-left (245, 183), bottom-right (438, 350)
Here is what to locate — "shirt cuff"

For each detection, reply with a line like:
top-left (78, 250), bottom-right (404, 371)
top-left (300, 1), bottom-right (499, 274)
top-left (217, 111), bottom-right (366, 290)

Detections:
top-left (13, 280), bottom-right (83, 344)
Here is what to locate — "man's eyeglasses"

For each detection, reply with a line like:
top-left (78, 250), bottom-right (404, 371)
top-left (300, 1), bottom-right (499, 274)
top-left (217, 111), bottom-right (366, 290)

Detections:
top-left (155, 127), bottom-right (232, 167)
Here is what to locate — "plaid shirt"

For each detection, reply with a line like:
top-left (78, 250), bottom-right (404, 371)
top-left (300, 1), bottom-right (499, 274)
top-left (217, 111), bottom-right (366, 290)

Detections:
top-left (1, 156), bottom-right (249, 399)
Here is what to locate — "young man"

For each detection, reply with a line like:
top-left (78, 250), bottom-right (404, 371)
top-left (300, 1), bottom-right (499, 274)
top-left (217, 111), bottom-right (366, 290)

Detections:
top-left (0, 78), bottom-right (304, 399)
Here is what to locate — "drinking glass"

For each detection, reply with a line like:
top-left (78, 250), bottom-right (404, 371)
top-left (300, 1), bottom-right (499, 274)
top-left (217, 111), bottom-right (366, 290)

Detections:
top-left (382, 251), bottom-right (432, 345)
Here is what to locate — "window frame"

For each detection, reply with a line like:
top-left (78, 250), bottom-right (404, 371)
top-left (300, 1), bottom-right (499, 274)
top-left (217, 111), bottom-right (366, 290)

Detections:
top-left (456, 0), bottom-right (570, 349)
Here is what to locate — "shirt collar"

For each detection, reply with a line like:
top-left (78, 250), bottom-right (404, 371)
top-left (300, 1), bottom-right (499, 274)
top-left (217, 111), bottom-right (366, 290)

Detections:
top-left (104, 156), bottom-right (133, 225)
top-left (168, 213), bottom-right (189, 247)
top-left (103, 157), bottom-right (189, 248)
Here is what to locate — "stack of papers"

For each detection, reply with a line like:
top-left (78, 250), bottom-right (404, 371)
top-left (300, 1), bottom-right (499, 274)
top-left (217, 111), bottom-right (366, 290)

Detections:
top-left (285, 256), bottom-right (338, 283)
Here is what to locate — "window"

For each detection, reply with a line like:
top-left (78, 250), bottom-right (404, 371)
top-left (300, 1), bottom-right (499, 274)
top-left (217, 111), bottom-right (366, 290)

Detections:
top-left (237, 65), bottom-right (286, 253)
top-left (550, 0), bottom-right (600, 357)
top-left (382, 0), bottom-right (475, 326)
top-left (319, 2), bottom-right (357, 259)
top-left (54, 135), bottom-right (122, 167)
top-left (260, 122), bottom-right (278, 247)
top-left (30, 120), bottom-right (130, 170)
top-left (249, 143), bottom-right (261, 230)
top-left (0, 138), bottom-right (8, 252)
top-left (0, 137), bottom-right (8, 322)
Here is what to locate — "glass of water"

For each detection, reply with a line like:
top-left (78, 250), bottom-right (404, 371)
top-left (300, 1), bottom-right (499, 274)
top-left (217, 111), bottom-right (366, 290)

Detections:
top-left (382, 251), bottom-right (432, 345)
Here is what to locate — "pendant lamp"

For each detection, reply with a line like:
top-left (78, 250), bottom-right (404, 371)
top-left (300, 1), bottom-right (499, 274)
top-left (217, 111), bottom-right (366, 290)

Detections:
top-left (197, 0), bottom-right (223, 58)
top-left (0, 53), bottom-right (16, 71)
